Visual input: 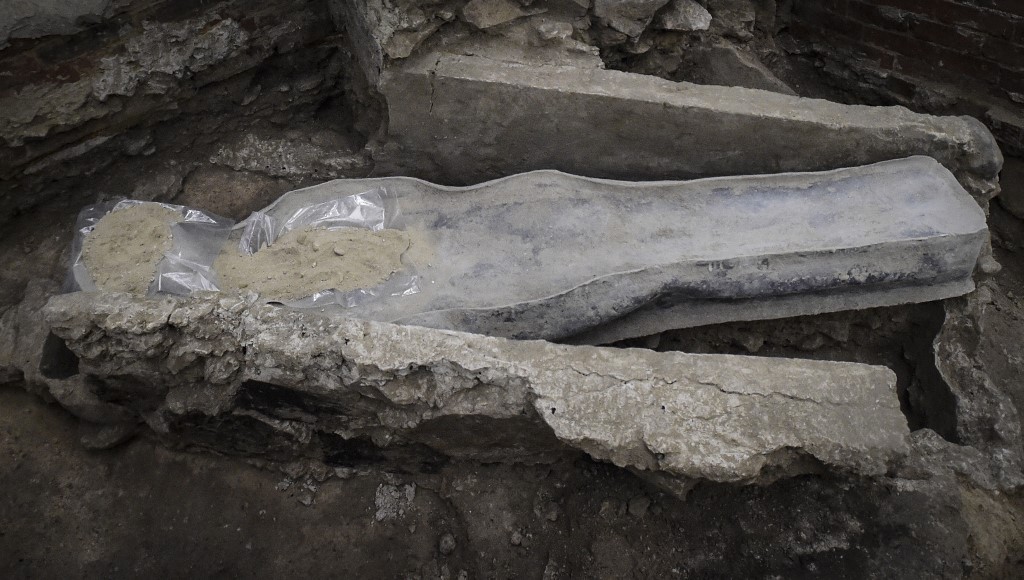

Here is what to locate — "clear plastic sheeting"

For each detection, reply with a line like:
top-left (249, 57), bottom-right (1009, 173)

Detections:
top-left (233, 187), bottom-right (420, 308)
top-left (280, 274), bottom-right (421, 310)
top-left (237, 187), bottom-right (393, 255)
top-left (69, 200), bottom-right (234, 296)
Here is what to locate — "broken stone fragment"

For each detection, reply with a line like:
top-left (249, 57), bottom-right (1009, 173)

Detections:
top-left (654, 0), bottom-right (712, 31)
top-left (461, 0), bottom-right (544, 29)
top-left (534, 19), bottom-right (574, 42)
top-left (691, 43), bottom-right (796, 95)
top-left (43, 292), bottom-right (911, 491)
top-left (385, 20), bottom-right (444, 59)
top-left (594, 0), bottom-right (671, 37)
top-left (706, 0), bottom-right (755, 41)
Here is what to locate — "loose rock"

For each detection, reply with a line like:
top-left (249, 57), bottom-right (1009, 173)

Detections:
top-left (439, 532), bottom-right (456, 555)
top-left (461, 0), bottom-right (540, 29)
top-left (654, 0), bottom-right (712, 31)
top-left (627, 495), bottom-right (651, 517)
top-left (593, 0), bottom-right (671, 37)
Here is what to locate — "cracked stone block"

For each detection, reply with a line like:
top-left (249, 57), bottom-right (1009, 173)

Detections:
top-left (246, 156), bottom-right (986, 343)
top-left (43, 292), bottom-right (911, 490)
top-left (376, 52), bottom-right (1002, 202)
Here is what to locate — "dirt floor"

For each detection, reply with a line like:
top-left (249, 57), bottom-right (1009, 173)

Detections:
top-left (0, 382), bottom-right (999, 579)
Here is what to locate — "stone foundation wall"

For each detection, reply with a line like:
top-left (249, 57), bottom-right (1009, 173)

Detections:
top-left (0, 0), bottom-right (369, 226)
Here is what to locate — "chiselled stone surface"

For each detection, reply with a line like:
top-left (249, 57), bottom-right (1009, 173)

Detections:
top-left (245, 156), bottom-right (986, 343)
top-left (43, 292), bottom-right (910, 487)
top-left (376, 52), bottom-right (1002, 201)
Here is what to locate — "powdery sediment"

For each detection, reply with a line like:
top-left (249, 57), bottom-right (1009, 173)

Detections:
top-left (82, 204), bottom-right (182, 294)
top-left (214, 226), bottom-right (413, 300)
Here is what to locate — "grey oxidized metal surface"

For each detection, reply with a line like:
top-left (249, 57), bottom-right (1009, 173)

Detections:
top-left (43, 292), bottom-right (911, 487)
top-left (253, 156), bottom-right (987, 342)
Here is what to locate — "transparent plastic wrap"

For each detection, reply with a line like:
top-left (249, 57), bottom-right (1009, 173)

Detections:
top-left (234, 187), bottom-right (420, 308)
top-left (68, 200), bottom-right (234, 295)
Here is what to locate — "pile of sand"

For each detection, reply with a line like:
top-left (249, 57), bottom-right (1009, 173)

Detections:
top-left (214, 226), bottom-right (413, 300)
top-left (81, 204), bottom-right (182, 294)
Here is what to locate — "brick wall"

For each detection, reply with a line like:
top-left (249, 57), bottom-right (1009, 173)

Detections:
top-left (787, 0), bottom-right (1024, 154)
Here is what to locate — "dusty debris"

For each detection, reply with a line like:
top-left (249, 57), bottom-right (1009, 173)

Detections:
top-left (375, 482), bottom-right (417, 522)
top-left (214, 226), bottom-right (412, 300)
top-left (81, 204), bottom-right (181, 294)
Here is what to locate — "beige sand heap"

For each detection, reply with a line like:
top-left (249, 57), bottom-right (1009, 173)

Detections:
top-left (81, 204), bottom-right (182, 294)
top-left (215, 226), bottom-right (413, 301)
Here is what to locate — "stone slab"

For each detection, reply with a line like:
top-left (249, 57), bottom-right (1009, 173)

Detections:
top-left (248, 156), bottom-right (987, 342)
top-left (375, 52), bottom-right (1002, 200)
top-left (43, 292), bottom-right (911, 487)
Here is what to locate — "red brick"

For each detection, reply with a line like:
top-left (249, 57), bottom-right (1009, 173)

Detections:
top-left (975, 0), bottom-right (1024, 19)
top-left (891, 41), bottom-right (1001, 86)
top-left (848, 0), bottom-right (912, 31)
top-left (983, 36), bottom-right (1024, 70)
top-left (861, 25), bottom-right (921, 56)
top-left (892, 53), bottom-right (939, 79)
top-left (883, 72), bottom-right (921, 99)
top-left (786, 19), bottom-right (822, 41)
top-left (793, 5), bottom-right (864, 41)
top-left (910, 19), bottom-right (986, 53)
top-left (930, 43), bottom-right (1001, 79)
top-left (998, 64), bottom-right (1024, 93)
top-left (871, 0), bottom-right (1017, 38)
top-left (809, 0), bottom-right (850, 16)
top-left (857, 43), bottom-right (899, 69)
